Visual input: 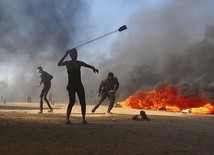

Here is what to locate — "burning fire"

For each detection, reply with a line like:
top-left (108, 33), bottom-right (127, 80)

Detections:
top-left (119, 83), bottom-right (214, 114)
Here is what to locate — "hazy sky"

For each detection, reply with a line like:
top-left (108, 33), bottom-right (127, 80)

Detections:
top-left (0, 0), bottom-right (214, 102)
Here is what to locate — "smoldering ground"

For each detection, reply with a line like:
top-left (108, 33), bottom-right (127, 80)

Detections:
top-left (1, 0), bottom-right (214, 103)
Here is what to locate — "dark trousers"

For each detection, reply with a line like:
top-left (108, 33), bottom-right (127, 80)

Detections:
top-left (67, 83), bottom-right (86, 115)
top-left (94, 92), bottom-right (115, 112)
top-left (39, 84), bottom-right (52, 112)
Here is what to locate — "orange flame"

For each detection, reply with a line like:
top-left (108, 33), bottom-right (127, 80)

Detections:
top-left (119, 84), bottom-right (214, 114)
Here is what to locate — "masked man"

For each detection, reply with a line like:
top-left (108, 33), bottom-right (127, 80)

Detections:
top-left (37, 66), bottom-right (53, 114)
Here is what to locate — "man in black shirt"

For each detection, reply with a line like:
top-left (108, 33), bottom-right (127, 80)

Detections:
top-left (58, 48), bottom-right (98, 124)
top-left (92, 72), bottom-right (119, 114)
top-left (37, 66), bottom-right (53, 114)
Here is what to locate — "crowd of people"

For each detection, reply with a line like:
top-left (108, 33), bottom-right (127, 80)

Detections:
top-left (36, 48), bottom-right (119, 124)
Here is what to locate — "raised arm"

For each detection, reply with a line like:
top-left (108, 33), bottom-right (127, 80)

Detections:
top-left (58, 50), bottom-right (70, 66)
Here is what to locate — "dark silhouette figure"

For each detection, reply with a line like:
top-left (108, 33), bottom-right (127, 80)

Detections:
top-left (27, 95), bottom-right (32, 103)
top-left (0, 96), bottom-right (3, 103)
top-left (3, 98), bottom-right (6, 105)
top-left (58, 48), bottom-right (98, 124)
top-left (92, 72), bottom-right (119, 114)
top-left (37, 66), bottom-right (53, 114)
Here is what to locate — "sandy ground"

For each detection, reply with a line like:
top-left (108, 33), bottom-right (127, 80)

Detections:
top-left (0, 102), bottom-right (214, 155)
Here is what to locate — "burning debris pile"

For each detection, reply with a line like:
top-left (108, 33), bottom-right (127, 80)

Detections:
top-left (117, 25), bottom-right (214, 115)
top-left (119, 83), bottom-right (214, 114)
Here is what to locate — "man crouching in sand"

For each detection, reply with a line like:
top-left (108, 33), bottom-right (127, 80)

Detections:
top-left (92, 72), bottom-right (119, 114)
top-left (58, 48), bottom-right (98, 124)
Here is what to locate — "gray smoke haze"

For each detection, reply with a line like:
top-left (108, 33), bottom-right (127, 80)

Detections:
top-left (0, 0), bottom-right (92, 102)
top-left (1, 0), bottom-right (214, 104)
top-left (92, 0), bottom-right (214, 102)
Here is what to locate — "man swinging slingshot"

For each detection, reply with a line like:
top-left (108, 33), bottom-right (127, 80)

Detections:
top-left (58, 48), bottom-right (98, 124)
top-left (57, 25), bottom-right (126, 123)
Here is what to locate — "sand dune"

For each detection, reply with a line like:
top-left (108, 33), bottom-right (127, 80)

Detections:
top-left (0, 102), bottom-right (213, 154)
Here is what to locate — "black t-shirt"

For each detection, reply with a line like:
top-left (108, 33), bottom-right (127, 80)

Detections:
top-left (40, 71), bottom-right (53, 86)
top-left (99, 77), bottom-right (119, 93)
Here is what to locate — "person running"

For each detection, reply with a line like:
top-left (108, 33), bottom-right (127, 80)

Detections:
top-left (58, 48), bottom-right (98, 124)
top-left (37, 66), bottom-right (53, 114)
top-left (92, 72), bottom-right (119, 114)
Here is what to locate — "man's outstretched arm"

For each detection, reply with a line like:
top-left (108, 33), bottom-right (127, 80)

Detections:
top-left (58, 50), bottom-right (70, 66)
top-left (81, 62), bottom-right (99, 73)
